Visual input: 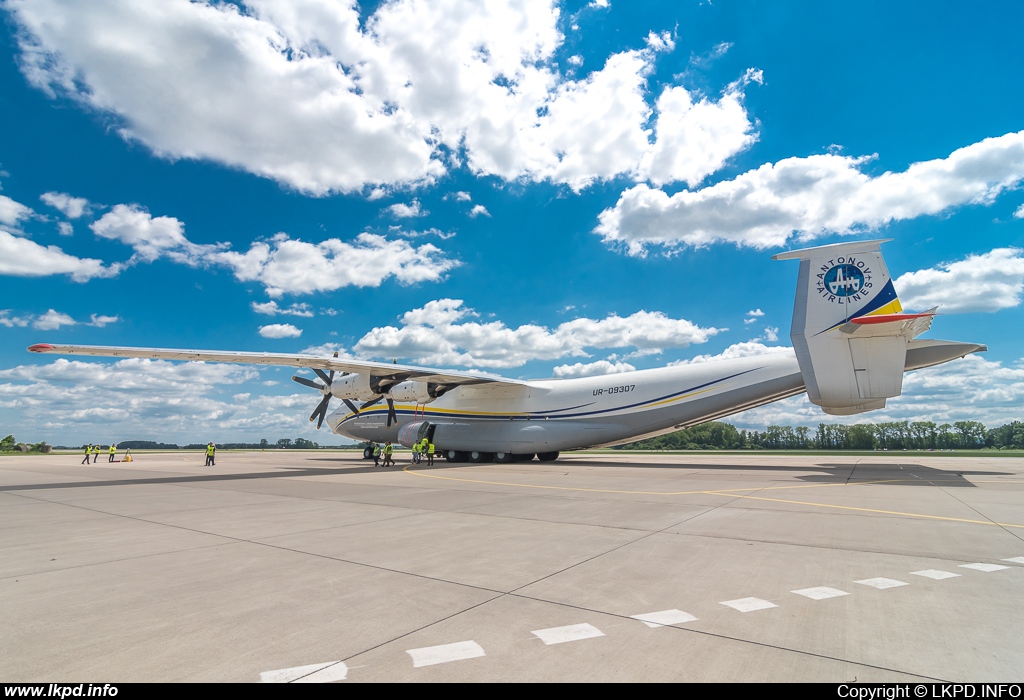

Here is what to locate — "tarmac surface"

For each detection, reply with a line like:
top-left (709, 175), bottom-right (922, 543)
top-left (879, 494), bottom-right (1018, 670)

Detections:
top-left (1, 450), bottom-right (1023, 683)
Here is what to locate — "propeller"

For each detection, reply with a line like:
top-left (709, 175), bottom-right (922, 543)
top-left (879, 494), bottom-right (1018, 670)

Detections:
top-left (290, 352), bottom-right (359, 430)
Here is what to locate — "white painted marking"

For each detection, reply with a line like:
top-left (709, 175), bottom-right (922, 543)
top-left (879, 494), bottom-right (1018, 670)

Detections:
top-left (854, 577), bottom-right (909, 590)
top-left (720, 597), bottom-right (777, 612)
top-left (630, 609), bottom-right (698, 628)
top-left (792, 586), bottom-right (849, 600)
top-left (407, 640), bottom-right (485, 668)
top-left (1002, 557), bottom-right (1024, 564)
top-left (295, 663), bottom-right (349, 683)
top-left (959, 563), bottom-right (1010, 572)
top-left (910, 569), bottom-right (960, 580)
top-left (532, 623), bottom-right (605, 645)
top-left (260, 661), bottom-right (346, 683)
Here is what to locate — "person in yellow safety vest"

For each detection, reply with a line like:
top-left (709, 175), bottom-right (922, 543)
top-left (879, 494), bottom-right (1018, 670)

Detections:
top-left (411, 440), bottom-right (420, 464)
top-left (427, 440), bottom-right (435, 466)
top-left (372, 442), bottom-right (381, 467)
top-left (205, 442), bottom-right (216, 467)
top-left (108, 443), bottom-right (117, 462)
top-left (382, 441), bottom-right (394, 468)
top-left (82, 444), bottom-right (92, 465)
top-left (93, 442), bottom-right (100, 463)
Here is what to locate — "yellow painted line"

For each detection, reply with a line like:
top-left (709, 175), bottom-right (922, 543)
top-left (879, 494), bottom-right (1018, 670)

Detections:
top-left (707, 492), bottom-right (1024, 529)
top-left (404, 465), bottom-right (894, 497)
top-left (402, 465), bottom-right (1024, 529)
top-left (402, 464), bottom-right (710, 496)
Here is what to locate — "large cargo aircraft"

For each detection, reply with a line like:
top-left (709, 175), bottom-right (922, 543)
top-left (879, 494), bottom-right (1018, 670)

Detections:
top-left (28, 240), bottom-right (984, 463)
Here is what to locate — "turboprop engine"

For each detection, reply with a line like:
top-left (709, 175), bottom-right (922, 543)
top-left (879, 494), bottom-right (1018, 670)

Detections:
top-left (388, 380), bottom-right (440, 404)
top-left (292, 366), bottom-right (407, 428)
top-left (329, 372), bottom-right (375, 400)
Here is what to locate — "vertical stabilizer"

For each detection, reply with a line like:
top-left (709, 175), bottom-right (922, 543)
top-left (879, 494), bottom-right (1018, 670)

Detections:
top-left (773, 239), bottom-right (917, 415)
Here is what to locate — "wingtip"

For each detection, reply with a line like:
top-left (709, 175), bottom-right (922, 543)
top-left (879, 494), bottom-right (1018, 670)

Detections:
top-left (27, 343), bottom-right (55, 353)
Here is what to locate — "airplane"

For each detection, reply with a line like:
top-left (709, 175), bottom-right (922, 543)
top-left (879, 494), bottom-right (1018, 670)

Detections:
top-left (27, 239), bottom-right (985, 464)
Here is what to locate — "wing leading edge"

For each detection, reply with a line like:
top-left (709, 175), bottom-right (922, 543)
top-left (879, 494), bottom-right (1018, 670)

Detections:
top-left (26, 343), bottom-right (525, 388)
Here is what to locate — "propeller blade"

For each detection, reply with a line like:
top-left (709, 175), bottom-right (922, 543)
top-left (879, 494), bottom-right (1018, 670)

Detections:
top-left (292, 375), bottom-right (325, 391)
top-left (342, 398), bottom-right (359, 415)
top-left (360, 396), bottom-right (383, 410)
top-left (312, 368), bottom-right (333, 385)
top-left (386, 398), bottom-right (398, 428)
top-left (309, 394), bottom-right (331, 429)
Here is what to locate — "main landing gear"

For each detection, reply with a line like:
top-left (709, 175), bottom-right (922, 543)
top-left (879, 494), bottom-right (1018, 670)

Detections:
top-left (444, 451), bottom-right (559, 463)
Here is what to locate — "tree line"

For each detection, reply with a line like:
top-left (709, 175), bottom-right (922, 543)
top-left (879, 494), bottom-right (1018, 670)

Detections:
top-left (617, 420), bottom-right (1024, 451)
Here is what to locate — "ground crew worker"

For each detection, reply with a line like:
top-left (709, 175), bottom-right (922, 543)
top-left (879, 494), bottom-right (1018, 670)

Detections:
top-left (108, 443), bottom-right (116, 462)
top-left (93, 442), bottom-right (100, 463)
top-left (373, 442), bottom-right (381, 467)
top-left (427, 440), bottom-right (435, 466)
top-left (205, 442), bottom-right (216, 466)
top-left (82, 444), bottom-right (92, 465)
top-left (383, 441), bottom-right (394, 468)
top-left (411, 440), bottom-right (419, 464)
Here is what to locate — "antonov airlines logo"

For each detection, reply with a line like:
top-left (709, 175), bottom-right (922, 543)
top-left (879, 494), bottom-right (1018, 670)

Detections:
top-left (816, 257), bottom-right (873, 303)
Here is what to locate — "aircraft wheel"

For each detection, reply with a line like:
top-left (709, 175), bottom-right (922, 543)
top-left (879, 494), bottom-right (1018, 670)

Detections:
top-left (363, 446), bottom-right (373, 459)
top-left (494, 452), bottom-right (515, 464)
top-left (537, 451), bottom-right (559, 462)
top-left (469, 451), bottom-right (494, 463)
top-left (446, 450), bottom-right (469, 463)
top-left (513, 453), bottom-right (535, 462)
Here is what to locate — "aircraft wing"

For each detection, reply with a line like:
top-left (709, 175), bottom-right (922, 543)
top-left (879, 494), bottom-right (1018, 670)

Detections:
top-left (26, 343), bottom-right (525, 388)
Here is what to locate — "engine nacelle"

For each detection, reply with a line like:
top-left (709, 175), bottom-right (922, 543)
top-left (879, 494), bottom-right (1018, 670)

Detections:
top-left (388, 380), bottom-right (437, 404)
top-left (329, 373), bottom-right (374, 400)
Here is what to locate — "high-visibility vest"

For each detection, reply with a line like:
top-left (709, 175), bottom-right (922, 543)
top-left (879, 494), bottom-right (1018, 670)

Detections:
top-left (412, 443), bottom-right (419, 454)
top-left (206, 445), bottom-right (215, 456)
top-left (373, 445), bottom-right (381, 456)
top-left (85, 445), bottom-right (91, 455)
top-left (109, 445), bottom-right (116, 454)
top-left (384, 444), bottom-right (393, 455)
top-left (427, 443), bottom-right (435, 454)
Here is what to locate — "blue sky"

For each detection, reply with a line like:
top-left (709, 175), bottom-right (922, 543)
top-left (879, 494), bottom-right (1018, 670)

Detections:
top-left (0, 0), bottom-right (1022, 445)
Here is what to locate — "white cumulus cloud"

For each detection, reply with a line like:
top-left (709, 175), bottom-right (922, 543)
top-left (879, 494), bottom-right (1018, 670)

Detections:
top-left (258, 323), bottom-right (303, 338)
top-left (468, 204), bottom-right (491, 218)
top-left (0, 310), bottom-right (32, 327)
top-left (353, 298), bottom-right (721, 368)
top-left (0, 229), bottom-right (121, 281)
top-left (595, 130), bottom-right (1024, 255)
top-left (387, 200), bottom-right (426, 218)
top-left (669, 341), bottom-right (794, 366)
top-left (552, 360), bottom-right (636, 378)
top-left (40, 191), bottom-right (91, 219)
top-left (251, 300), bottom-right (314, 317)
top-left (212, 232), bottom-right (459, 297)
top-left (896, 248), bottom-right (1024, 313)
top-left (32, 309), bottom-right (77, 330)
top-left (90, 204), bottom-right (222, 264)
top-left (8, 0), bottom-right (758, 194)
top-left (0, 194), bottom-right (34, 227)
top-left (85, 203), bottom-right (458, 297)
